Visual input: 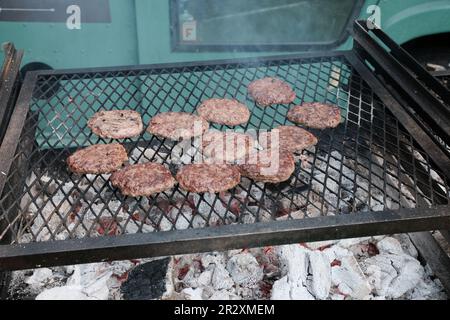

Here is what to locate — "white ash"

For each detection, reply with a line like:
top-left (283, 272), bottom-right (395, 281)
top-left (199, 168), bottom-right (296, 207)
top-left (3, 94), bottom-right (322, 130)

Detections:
top-left (209, 290), bottom-right (240, 300)
top-left (79, 174), bottom-right (112, 198)
top-left (226, 253), bottom-right (263, 288)
top-left (331, 256), bottom-right (372, 299)
top-left (276, 245), bottom-right (309, 284)
top-left (8, 234), bottom-right (447, 300)
top-left (211, 263), bottom-right (234, 290)
top-left (36, 286), bottom-right (93, 300)
top-left (181, 287), bottom-right (203, 300)
top-left (393, 234), bottom-right (419, 259)
top-left (272, 245), bottom-right (313, 300)
top-left (64, 263), bottom-right (112, 300)
top-left (130, 146), bottom-right (166, 164)
top-left (189, 193), bottom-right (232, 227)
top-left (272, 276), bottom-right (314, 300)
top-left (405, 264), bottom-right (447, 300)
top-left (307, 251), bottom-right (332, 299)
top-left (312, 151), bottom-right (355, 211)
top-left (337, 237), bottom-right (372, 249)
top-left (244, 182), bottom-right (265, 201)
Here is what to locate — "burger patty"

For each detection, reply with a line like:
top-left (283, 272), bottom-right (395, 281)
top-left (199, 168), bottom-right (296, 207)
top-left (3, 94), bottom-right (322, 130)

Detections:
top-left (67, 143), bottom-right (128, 174)
top-left (238, 149), bottom-right (295, 184)
top-left (110, 163), bottom-right (176, 197)
top-left (88, 110), bottom-right (143, 139)
top-left (201, 130), bottom-right (256, 163)
top-left (259, 125), bottom-right (318, 153)
top-left (176, 164), bottom-right (241, 193)
top-left (287, 102), bottom-right (341, 129)
top-left (248, 77), bottom-right (296, 106)
top-left (197, 98), bottom-right (251, 126)
top-left (147, 112), bottom-right (209, 141)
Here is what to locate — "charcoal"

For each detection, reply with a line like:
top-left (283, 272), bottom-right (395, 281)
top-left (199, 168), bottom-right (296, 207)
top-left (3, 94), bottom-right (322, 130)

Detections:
top-left (120, 258), bottom-right (170, 300)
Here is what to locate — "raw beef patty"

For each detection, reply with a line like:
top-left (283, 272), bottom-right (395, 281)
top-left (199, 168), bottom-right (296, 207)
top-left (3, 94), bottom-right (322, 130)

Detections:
top-left (88, 110), bottom-right (143, 139)
top-left (248, 77), bottom-right (296, 106)
top-left (67, 143), bottom-right (128, 174)
top-left (201, 130), bottom-right (256, 163)
top-left (238, 149), bottom-right (295, 184)
top-left (110, 163), bottom-right (176, 197)
top-left (259, 125), bottom-right (318, 153)
top-left (176, 164), bottom-right (241, 193)
top-left (197, 98), bottom-right (250, 126)
top-left (287, 102), bottom-right (341, 129)
top-left (147, 112), bottom-right (209, 141)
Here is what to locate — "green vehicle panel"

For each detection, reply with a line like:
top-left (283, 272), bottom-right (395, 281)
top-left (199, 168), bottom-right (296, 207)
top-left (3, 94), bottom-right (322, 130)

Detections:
top-left (1, 0), bottom-right (449, 148)
top-left (1, 0), bottom-right (449, 68)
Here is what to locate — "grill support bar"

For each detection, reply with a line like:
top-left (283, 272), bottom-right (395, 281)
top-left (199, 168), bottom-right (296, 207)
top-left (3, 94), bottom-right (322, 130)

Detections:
top-left (0, 207), bottom-right (449, 271)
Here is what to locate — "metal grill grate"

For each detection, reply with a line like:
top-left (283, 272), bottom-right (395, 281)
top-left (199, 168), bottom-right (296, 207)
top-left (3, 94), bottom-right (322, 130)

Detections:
top-left (0, 52), bottom-right (449, 270)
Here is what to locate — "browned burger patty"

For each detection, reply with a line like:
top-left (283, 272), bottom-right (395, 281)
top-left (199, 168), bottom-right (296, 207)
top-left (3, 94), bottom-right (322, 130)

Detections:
top-left (238, 149), bottom-right (295, 184)
top-left (67, 143), bottom-right (128, 174)
top-left (259, 125), bottom-right (318, 153)
top-left (110, 163), bottom-right (176, 197)
top-left (287, 102), bottom-right (341, 129)
top-left (147, 112), bottom-right (209, 141)
top-left (197, 98), bottom-right (251, 126)
top-left (176, 164), bottom-right (241, 193)
top-left (88, 110), bottom-right (143, 139)
top-left (201, 130), bottom-right (256, 163)
top-left (248, 77), bottom-right (296, 106)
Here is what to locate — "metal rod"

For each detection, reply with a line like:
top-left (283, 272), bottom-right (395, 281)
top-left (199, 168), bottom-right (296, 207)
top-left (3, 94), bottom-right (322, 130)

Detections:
top-left (30, 51), bottom-right (347, 77)
top-left (1, 207), bottom-right (449, 271)
top-left (371, 28), bottom-right (450, 105)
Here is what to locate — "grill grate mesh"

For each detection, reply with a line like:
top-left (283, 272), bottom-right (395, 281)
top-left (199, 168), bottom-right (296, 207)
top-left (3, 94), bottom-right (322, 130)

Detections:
top-left (0, 55), bottom-right (449, 245)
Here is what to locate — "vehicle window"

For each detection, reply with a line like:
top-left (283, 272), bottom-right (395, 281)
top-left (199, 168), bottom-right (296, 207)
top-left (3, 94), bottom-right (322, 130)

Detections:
top-left (172, 0), bottom-right (362, 51)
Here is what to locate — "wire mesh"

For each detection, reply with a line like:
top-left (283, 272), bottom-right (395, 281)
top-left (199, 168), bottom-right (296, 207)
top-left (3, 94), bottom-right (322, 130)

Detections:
top-left (0, 54), bottom-right (448, 246)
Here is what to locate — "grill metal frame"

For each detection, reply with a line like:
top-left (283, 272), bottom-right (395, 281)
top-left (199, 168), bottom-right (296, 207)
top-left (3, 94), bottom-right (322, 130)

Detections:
top-left (0, 42), bottom-right (23, 297)
top-left (1, 21), bottom-right (450, 271)
top-left (0, 43), bottom-right (23, 144)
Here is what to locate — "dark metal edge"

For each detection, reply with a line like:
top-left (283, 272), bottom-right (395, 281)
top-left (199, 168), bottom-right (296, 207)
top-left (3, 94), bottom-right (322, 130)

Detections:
top-left (0, 43), bottom-right (24, 143)
top-left (29, 50), bottom-right (349, 77)
top-left (0, 72), bottom-right (38, 198)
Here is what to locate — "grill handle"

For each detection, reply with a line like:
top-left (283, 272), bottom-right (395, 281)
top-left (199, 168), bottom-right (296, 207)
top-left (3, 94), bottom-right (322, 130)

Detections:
top-left (352, 20), bottom-right (450, 147)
